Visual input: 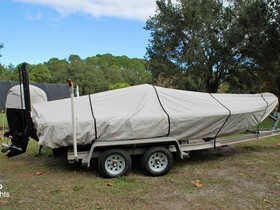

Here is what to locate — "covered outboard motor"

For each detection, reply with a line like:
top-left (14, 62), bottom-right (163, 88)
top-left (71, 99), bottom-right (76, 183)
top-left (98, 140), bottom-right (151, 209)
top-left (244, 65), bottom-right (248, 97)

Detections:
top-left (2, 63), bottom-right (47, 157)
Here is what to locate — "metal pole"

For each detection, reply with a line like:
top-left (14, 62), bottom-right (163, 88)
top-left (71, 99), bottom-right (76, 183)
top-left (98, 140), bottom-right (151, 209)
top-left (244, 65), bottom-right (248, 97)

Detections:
top-left (20, 63), bottom-right (32, 135)
top-left (75, 84), bottom-right (80, 97)
top-left (67, 79), bottom-right (78, 161)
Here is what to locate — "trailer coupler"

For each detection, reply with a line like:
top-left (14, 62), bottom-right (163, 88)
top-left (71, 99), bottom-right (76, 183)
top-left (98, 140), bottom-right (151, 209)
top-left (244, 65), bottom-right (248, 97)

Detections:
top-left (1, 132), bottom-right (29, 157)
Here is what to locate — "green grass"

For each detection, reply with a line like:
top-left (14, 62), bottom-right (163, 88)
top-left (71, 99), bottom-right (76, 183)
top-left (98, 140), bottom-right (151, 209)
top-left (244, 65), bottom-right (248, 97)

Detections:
top-left (253, 116), bottom-right (278, 130)
top-left (0, 111), bottom-right (8, 130)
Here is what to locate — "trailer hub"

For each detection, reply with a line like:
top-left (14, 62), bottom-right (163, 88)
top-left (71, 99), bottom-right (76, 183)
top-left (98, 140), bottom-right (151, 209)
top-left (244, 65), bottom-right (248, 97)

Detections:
top-left (112, 160), bottom-right (118, 167)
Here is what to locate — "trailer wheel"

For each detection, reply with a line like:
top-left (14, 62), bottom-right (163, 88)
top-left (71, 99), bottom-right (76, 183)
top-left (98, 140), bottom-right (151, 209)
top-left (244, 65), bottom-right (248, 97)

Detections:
top-left (141, 146), bottom-right (173, 176)
top-left (98, 149), bottom-right (132, 178)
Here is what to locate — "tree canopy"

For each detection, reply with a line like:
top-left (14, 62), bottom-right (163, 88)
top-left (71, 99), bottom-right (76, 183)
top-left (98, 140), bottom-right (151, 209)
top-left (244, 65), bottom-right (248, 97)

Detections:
top-left (145, 0), bottom-right (279, 96)
top-left (0, 54), bottom-right (152, 95)
top-left (0, 43), bottom-right (3, 57)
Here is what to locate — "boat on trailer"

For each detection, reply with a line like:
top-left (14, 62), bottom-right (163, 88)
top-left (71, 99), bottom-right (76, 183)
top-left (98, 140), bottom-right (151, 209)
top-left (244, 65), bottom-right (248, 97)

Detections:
top-left (2, 63), bottom-right (280, 178)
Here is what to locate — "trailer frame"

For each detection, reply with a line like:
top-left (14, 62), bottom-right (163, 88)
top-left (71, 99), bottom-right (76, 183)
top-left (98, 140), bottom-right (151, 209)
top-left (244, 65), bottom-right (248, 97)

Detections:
top-left (67, 118), bottom-right (280, 177)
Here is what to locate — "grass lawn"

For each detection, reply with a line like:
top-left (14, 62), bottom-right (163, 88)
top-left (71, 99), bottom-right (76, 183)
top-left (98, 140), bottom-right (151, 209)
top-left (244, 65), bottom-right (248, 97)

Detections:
top-left (0, 113), bottom-right (279, 209)
top-left (0, 111), bottom-right (8, 130)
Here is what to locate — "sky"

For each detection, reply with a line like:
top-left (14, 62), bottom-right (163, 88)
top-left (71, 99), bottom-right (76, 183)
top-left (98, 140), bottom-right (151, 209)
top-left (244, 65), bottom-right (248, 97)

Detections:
top-left (0, 0), bottom-right (158, 66)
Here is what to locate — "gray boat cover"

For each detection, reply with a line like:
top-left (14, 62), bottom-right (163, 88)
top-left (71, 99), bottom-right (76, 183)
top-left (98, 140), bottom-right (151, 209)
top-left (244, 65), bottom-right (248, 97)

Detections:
top-left (31, 84), bottom-right (278, 149)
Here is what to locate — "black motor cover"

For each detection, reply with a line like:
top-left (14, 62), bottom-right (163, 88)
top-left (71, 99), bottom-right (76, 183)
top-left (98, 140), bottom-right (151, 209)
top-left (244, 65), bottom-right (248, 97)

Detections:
top-left (4, 108), bottom-right (38, 157)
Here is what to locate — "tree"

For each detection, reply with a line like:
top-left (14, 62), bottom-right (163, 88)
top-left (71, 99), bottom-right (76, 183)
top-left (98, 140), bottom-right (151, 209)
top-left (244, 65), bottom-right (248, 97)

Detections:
top-left (0, 43), bottom-right (3, 58)
top-left (30, 64), bottom-right (51, 83)
top-left (103, 64), bottom-right (124, 84)
top-left (109, 82), bottom-right (130, 90)
top-left (85, 54), bottom-right (152, 87)
top-left (5, 64), bottom-right (18, 81)
top-left (67, 54), bottom-right (110, 95)
top-left (229, 0), bottom-right (280, 96)
top-left (45, 58), bottom-right (69, 83)
top-left (146, 0), bottom-right (234, 92)
top-left (78, 64), bottom-right (109, 94)
top-left (145, 0), bottom-right (279, 93)
top-left (1, 54), bottom-right (151, 96)
top-left (0, 64), bottom-right (4, 80)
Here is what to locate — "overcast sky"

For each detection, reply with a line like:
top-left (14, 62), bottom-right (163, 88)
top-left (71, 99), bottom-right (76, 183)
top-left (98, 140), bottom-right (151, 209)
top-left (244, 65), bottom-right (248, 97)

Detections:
top-left (0, 0), bottom-right (158, 66)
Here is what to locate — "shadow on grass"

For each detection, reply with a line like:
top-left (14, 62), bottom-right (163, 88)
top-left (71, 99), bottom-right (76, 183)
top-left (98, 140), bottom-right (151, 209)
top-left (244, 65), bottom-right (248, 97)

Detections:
top-left (22, 139), bottom-right (278, 178)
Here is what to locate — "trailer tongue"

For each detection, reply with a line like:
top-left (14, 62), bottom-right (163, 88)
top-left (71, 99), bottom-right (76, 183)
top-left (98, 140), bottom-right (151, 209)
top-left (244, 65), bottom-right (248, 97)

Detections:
top-left (1, 63), bottom-right (280, 177)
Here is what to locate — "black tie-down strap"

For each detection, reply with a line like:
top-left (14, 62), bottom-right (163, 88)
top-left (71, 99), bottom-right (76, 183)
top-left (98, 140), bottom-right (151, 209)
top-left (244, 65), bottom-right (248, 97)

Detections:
top-left (88, 95), bottom-right (98, 140)
top-left (152, 85), bottom-right (171, 137)
top-left (209, 93), bottom-right (232, 150)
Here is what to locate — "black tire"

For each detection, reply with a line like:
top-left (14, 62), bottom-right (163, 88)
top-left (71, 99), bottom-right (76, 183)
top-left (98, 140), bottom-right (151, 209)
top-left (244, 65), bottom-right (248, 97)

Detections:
top-left (98, 149), bottom-right (132, 178)
top-left (141, 146), bottom-right (173, 176)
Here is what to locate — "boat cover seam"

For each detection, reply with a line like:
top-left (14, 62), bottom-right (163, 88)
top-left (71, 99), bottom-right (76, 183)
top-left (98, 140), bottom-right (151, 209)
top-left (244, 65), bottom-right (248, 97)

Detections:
top-left (152, 85), bottom-right (171, 136)
top-left (88, 95), bottom-right (98, 140)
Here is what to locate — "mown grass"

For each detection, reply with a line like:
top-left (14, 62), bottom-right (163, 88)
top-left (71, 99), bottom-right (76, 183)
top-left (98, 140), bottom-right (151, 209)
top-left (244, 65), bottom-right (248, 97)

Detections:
top-left (0, 133), bottom-right (279, 209)
top-left (0, 111), bottom-right (8, 130)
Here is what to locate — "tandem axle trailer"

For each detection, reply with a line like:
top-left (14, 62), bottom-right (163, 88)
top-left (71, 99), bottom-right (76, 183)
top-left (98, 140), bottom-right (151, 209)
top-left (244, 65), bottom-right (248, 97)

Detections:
top-left (67, 122), bottom-right (280, 178)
